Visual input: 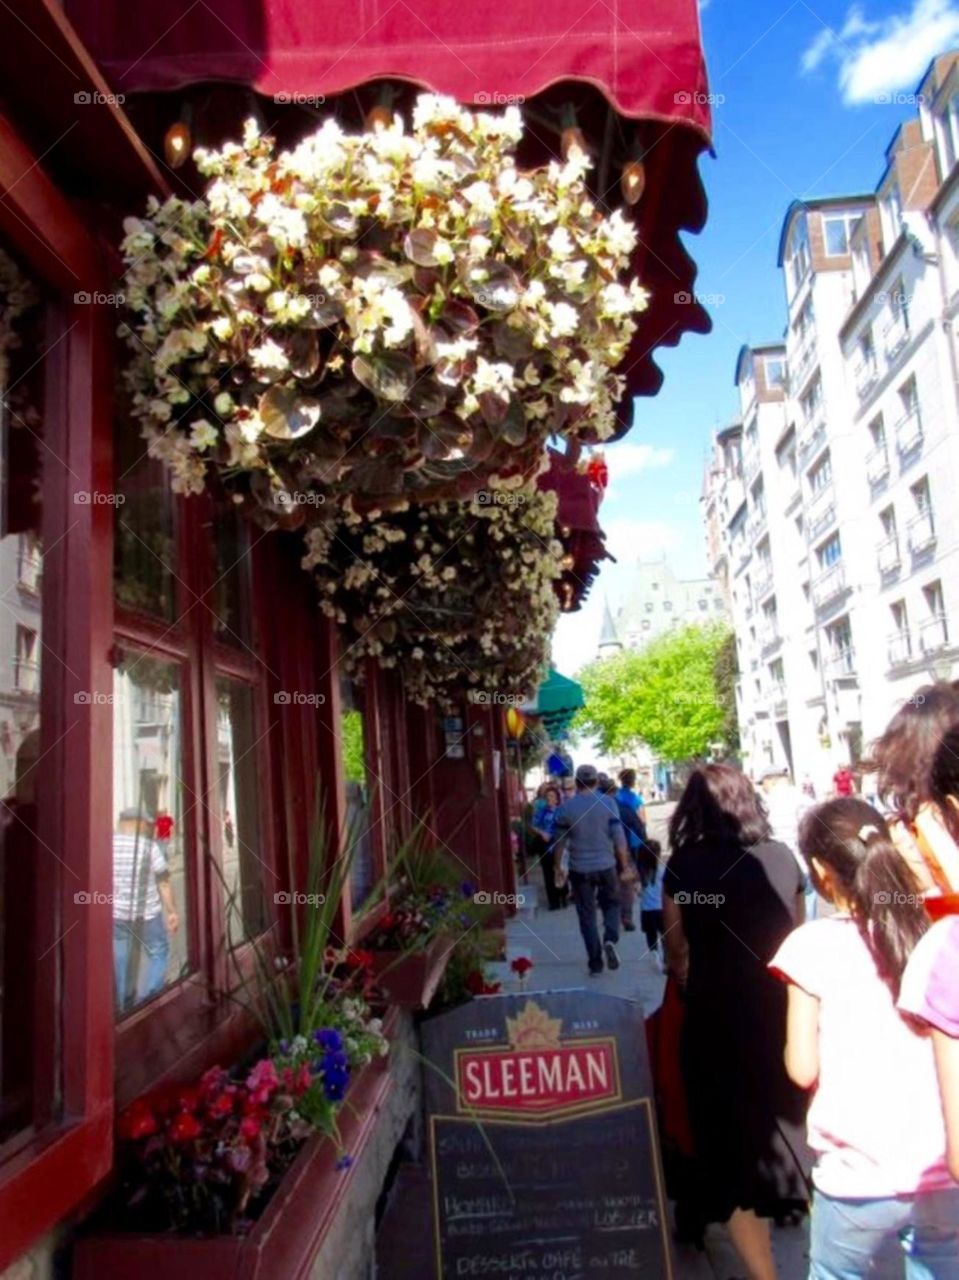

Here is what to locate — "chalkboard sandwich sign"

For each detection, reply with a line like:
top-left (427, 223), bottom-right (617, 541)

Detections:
top-left (421, 990), bottom-right (674, 1280)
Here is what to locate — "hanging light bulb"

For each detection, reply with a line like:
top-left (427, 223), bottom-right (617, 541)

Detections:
top-left (561, 553), bottom-right (575, 571)
top-left (164, 120), bottom-right (192, 169)
top-left (560, 125), bottom-right (588, 163)
top-left (621, 156), bottom-right (646, 205)
top-left (365, 104), bottom-right (394, 132)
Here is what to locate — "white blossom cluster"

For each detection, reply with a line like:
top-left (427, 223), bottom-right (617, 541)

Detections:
top-left (119, 94), bottom-right (649, 508)
top-left (302, 485), bottom-right (562, 707)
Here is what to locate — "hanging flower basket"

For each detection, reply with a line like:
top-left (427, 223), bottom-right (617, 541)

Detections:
top-left (120, 95), bottom-right (648, 514)
top-left (302, 484), bottom-right (562, 706)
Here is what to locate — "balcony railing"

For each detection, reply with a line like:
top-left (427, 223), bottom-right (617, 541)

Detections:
top-left (744, 453), bottom-right (761, 488)
top-left (907, 509), bottom-right (936, 556)
top-left (806, 485), bottom-right (837, 541)
top-left (895, 408), bottom-right (923, 456)
top-left (883, 317), bottom-right (910, 362)
top-left (17, 549), bottom-right (42, 592)
top-left (798, 413), bottom-right (827, 464)
top-left (920, 613), bottom-right (950, 653)
top-left (753, 565), bottom-right (774, 599)
top-left (789, 330), bottom-right (818, 390)
top-left (770, 683), bottom-right (788, 716)
top-left (811, 560), bottom-right (846, 608)
top-left (828, 646), bottom-right (857, 678)
top-left (865, 441), bottom-right (890, 485)
top-left (760, 626), bottom-right (782, 653)
top-left (854, 360), bottom-right (879, 400)
top-left (887, 630), bottom-right (914, 667)
top-left (877, 534), bottom-right (902, 575)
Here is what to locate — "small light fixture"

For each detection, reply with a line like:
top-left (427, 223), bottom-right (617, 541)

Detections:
top-left (559, 104), bottom-right (588, 164)
top-left (164, 119), bottom-right (192, 169)
top-left (620, 155), bottom-right (646, 205)
top-left (365, 104), bottom-right (394, 132)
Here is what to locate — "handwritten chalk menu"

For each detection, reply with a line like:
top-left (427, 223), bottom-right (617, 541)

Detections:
top-left (420, 991), bottom-right (673, 1279)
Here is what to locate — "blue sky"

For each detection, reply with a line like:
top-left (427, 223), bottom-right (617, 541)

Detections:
top-left (552, 0), bottom-right (959, 673)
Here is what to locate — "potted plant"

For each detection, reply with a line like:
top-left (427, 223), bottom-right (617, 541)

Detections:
top-left (74, 804), bottom-right (404, 1278)
top-left (364, 835), bottom-right (492, 1008)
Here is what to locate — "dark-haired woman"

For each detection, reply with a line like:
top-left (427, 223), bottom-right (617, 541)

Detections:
top-left (772, 798), bottom-right (959, 1278)
top-left (663, 765), bottom-right (810, 1280)
top-left (870, 681), bottom-right (959, 895)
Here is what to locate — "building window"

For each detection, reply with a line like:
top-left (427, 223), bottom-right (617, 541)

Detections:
top-left (644, 601), bottom-right (654, 613)
top-left (790, 214), bottom-right (810, 292)
top-left (809, 454), bottom-right (833, 493)
top-left (921, 580), bottom-right (949, 651)
top-left (823, 212), bottom-right (859, 257)
top-left (699, 599), bottom-right (708, 610)
top-left (112, 395), bottom-right (275, 1071)
top-left (817, 532), bottom-right (842, 569)
top-left (826, 616), bottom-right (855, 673)
top-left (663, 601), bottom-right (673, 613)
top-left (883, 184), bottom-right (903, 244)
top-left (641, 619), bottom-right (651, 631)
top-left (765, 357), bottom-right (785, 389)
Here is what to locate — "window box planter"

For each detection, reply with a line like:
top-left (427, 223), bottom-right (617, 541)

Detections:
top-left (369, 935), bottom-right (452, 1010)
top-left (73, 1012), bottom-right (399, 1280)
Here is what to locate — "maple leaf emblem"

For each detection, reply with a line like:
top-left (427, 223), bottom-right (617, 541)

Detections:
top-left (505, 1000), bottom-right (563, 1050)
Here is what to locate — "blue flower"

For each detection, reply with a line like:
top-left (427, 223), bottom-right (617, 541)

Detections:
top-left (314, 1027), bottom-right (344, 1053)
top-left (279, 1039), bottom-right (290, 1055)
top-left (336, 1154), bottom-right (354, 1172)
top-left (460, 880), bottom-right (476, 898)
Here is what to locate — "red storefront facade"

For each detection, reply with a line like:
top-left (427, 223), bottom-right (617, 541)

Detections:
top-left (0, 2), bottom-right (710, 1273)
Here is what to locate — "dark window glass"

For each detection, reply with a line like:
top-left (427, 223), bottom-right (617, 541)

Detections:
top-left (212, 508), bottom-right (253, 648)
top-left (0, 244), bottom-right (48, 1141)
top-left (114, 400), bottom-right (176, 620)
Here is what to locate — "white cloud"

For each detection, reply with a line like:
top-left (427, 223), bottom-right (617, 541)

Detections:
top-left (604, 441), bottom-right (674, 478)
top-left (800, 0), bottom-right (959, 105)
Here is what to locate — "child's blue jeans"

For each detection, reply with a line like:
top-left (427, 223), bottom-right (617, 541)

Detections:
top-left (811, 1188), bottom-right (959, 1279)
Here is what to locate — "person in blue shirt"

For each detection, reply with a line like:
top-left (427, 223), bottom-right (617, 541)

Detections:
top-left (638, 838), bottom-right (666, 966)
top-left (615, 769), bottom-right (647, 930)
top-left (554, 764), bottom-right (634, 975)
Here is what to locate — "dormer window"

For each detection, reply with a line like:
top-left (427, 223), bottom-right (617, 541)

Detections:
top-left (823, 212), bottom-right (860, 257)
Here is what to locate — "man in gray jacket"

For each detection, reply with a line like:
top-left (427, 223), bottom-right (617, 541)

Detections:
top-left (554, 763), bottom-right (633, 975)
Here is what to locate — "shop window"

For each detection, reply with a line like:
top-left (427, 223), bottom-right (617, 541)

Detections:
top-left (341, 678), bottom-right (376, 909)
top-left (0, 245), bottom-right (48, 1146)
top-left (112, 409), bottom-right (274, 1077)
top-left (216, 676), bottom-right (266, 945)
top-left (112, 653), bottom-right (190, 1015)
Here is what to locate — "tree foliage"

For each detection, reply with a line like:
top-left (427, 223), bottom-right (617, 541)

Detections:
top-left (577, 624), bottom-right (735, 763)
top-left (713, 629), bottom-right (741, 751)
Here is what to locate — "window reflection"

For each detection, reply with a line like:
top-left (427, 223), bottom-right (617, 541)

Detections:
top-left (112, 654), bottom-right (188, 1015)
top-left (342, 679), bottom-right (374, 909)
top-left (216, 678), bottom-right (266, 945)
top-left (0, 243), bottom-right (46, 1141)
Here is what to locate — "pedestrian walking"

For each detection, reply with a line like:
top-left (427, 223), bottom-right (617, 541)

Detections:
top-left (762, 768), bottom-right (816, 920)
top-left (637, 838), bottom-right (666, 965)
top-left (832, 763), bottom-right (855, 797)
top-left (553, 763), bottom-right (634, 976)
top-left (531, 784), bottom-right (566, 910)
top-left (113, 808), bottom-right (179, 1012)
top-left (773, 797), bottom-right (959, 1278)
top-left (664, 764), bottom-right (810, 1280)
top-left (869, 682), bottom-right (959, 895)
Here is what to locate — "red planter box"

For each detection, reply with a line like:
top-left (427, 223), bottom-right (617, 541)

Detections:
top-left (73, 1014), bottom-right (399, 1280)
top-left (369, 936), bottom-right (450, 1009)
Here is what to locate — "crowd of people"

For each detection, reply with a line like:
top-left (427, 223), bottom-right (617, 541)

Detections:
top-left (525, 682), bottom-right (959, 1280)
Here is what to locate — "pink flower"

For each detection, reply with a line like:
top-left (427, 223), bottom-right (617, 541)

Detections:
top-left (246, 1058), bottom-right (279, 1105)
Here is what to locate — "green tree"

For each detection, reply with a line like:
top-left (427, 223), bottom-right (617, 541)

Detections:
top-left (577, 624), bottom-right (734, 763)
top-left (713, 629), bottom-right (741, 751)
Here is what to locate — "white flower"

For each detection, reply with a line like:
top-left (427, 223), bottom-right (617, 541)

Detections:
top-left (545, 301), bottom-right (578, 339)
top-left (472, 358), bottom-right (515, 397)
top-left (548, 226), bottom-right (575, 259)
top-left (248, 338), bottom-right (289, 375)
top-left (189, 418), bottom-right (218, 450)
top-left (461, 181), bottom-right (496, 216)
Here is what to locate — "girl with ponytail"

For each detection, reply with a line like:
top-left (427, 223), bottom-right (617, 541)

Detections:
top-left (770, 798), bottom-right (959, 1278)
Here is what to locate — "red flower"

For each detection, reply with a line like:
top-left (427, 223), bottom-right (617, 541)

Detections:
top-left (345, 948), bottom-right (374, 971)
top-left (117, 1099), bottom-right (158, 1142)
top-left (206, 1088), bottom-right (236, 1118)
top-left (510, 956), bottom-right (534, 976)
top-left (239, 1113), bottom-right (262, 1141)
top-left (168, 1111), bottom-right (202, 1144)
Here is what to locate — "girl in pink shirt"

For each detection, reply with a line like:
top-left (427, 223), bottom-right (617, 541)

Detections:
top-left (770, 798), bottom-right (959, 1279)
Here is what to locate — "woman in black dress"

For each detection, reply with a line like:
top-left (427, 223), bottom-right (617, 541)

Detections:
top-left (663, 765), bottom-right (810, 1280)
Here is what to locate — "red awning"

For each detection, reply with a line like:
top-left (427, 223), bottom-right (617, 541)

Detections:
top-left (62, 0), bottom-right (713, 415)
top-left (538, 448), bottom-right (613, 610)
top-left (63, 0), bottom-right (710, 131)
